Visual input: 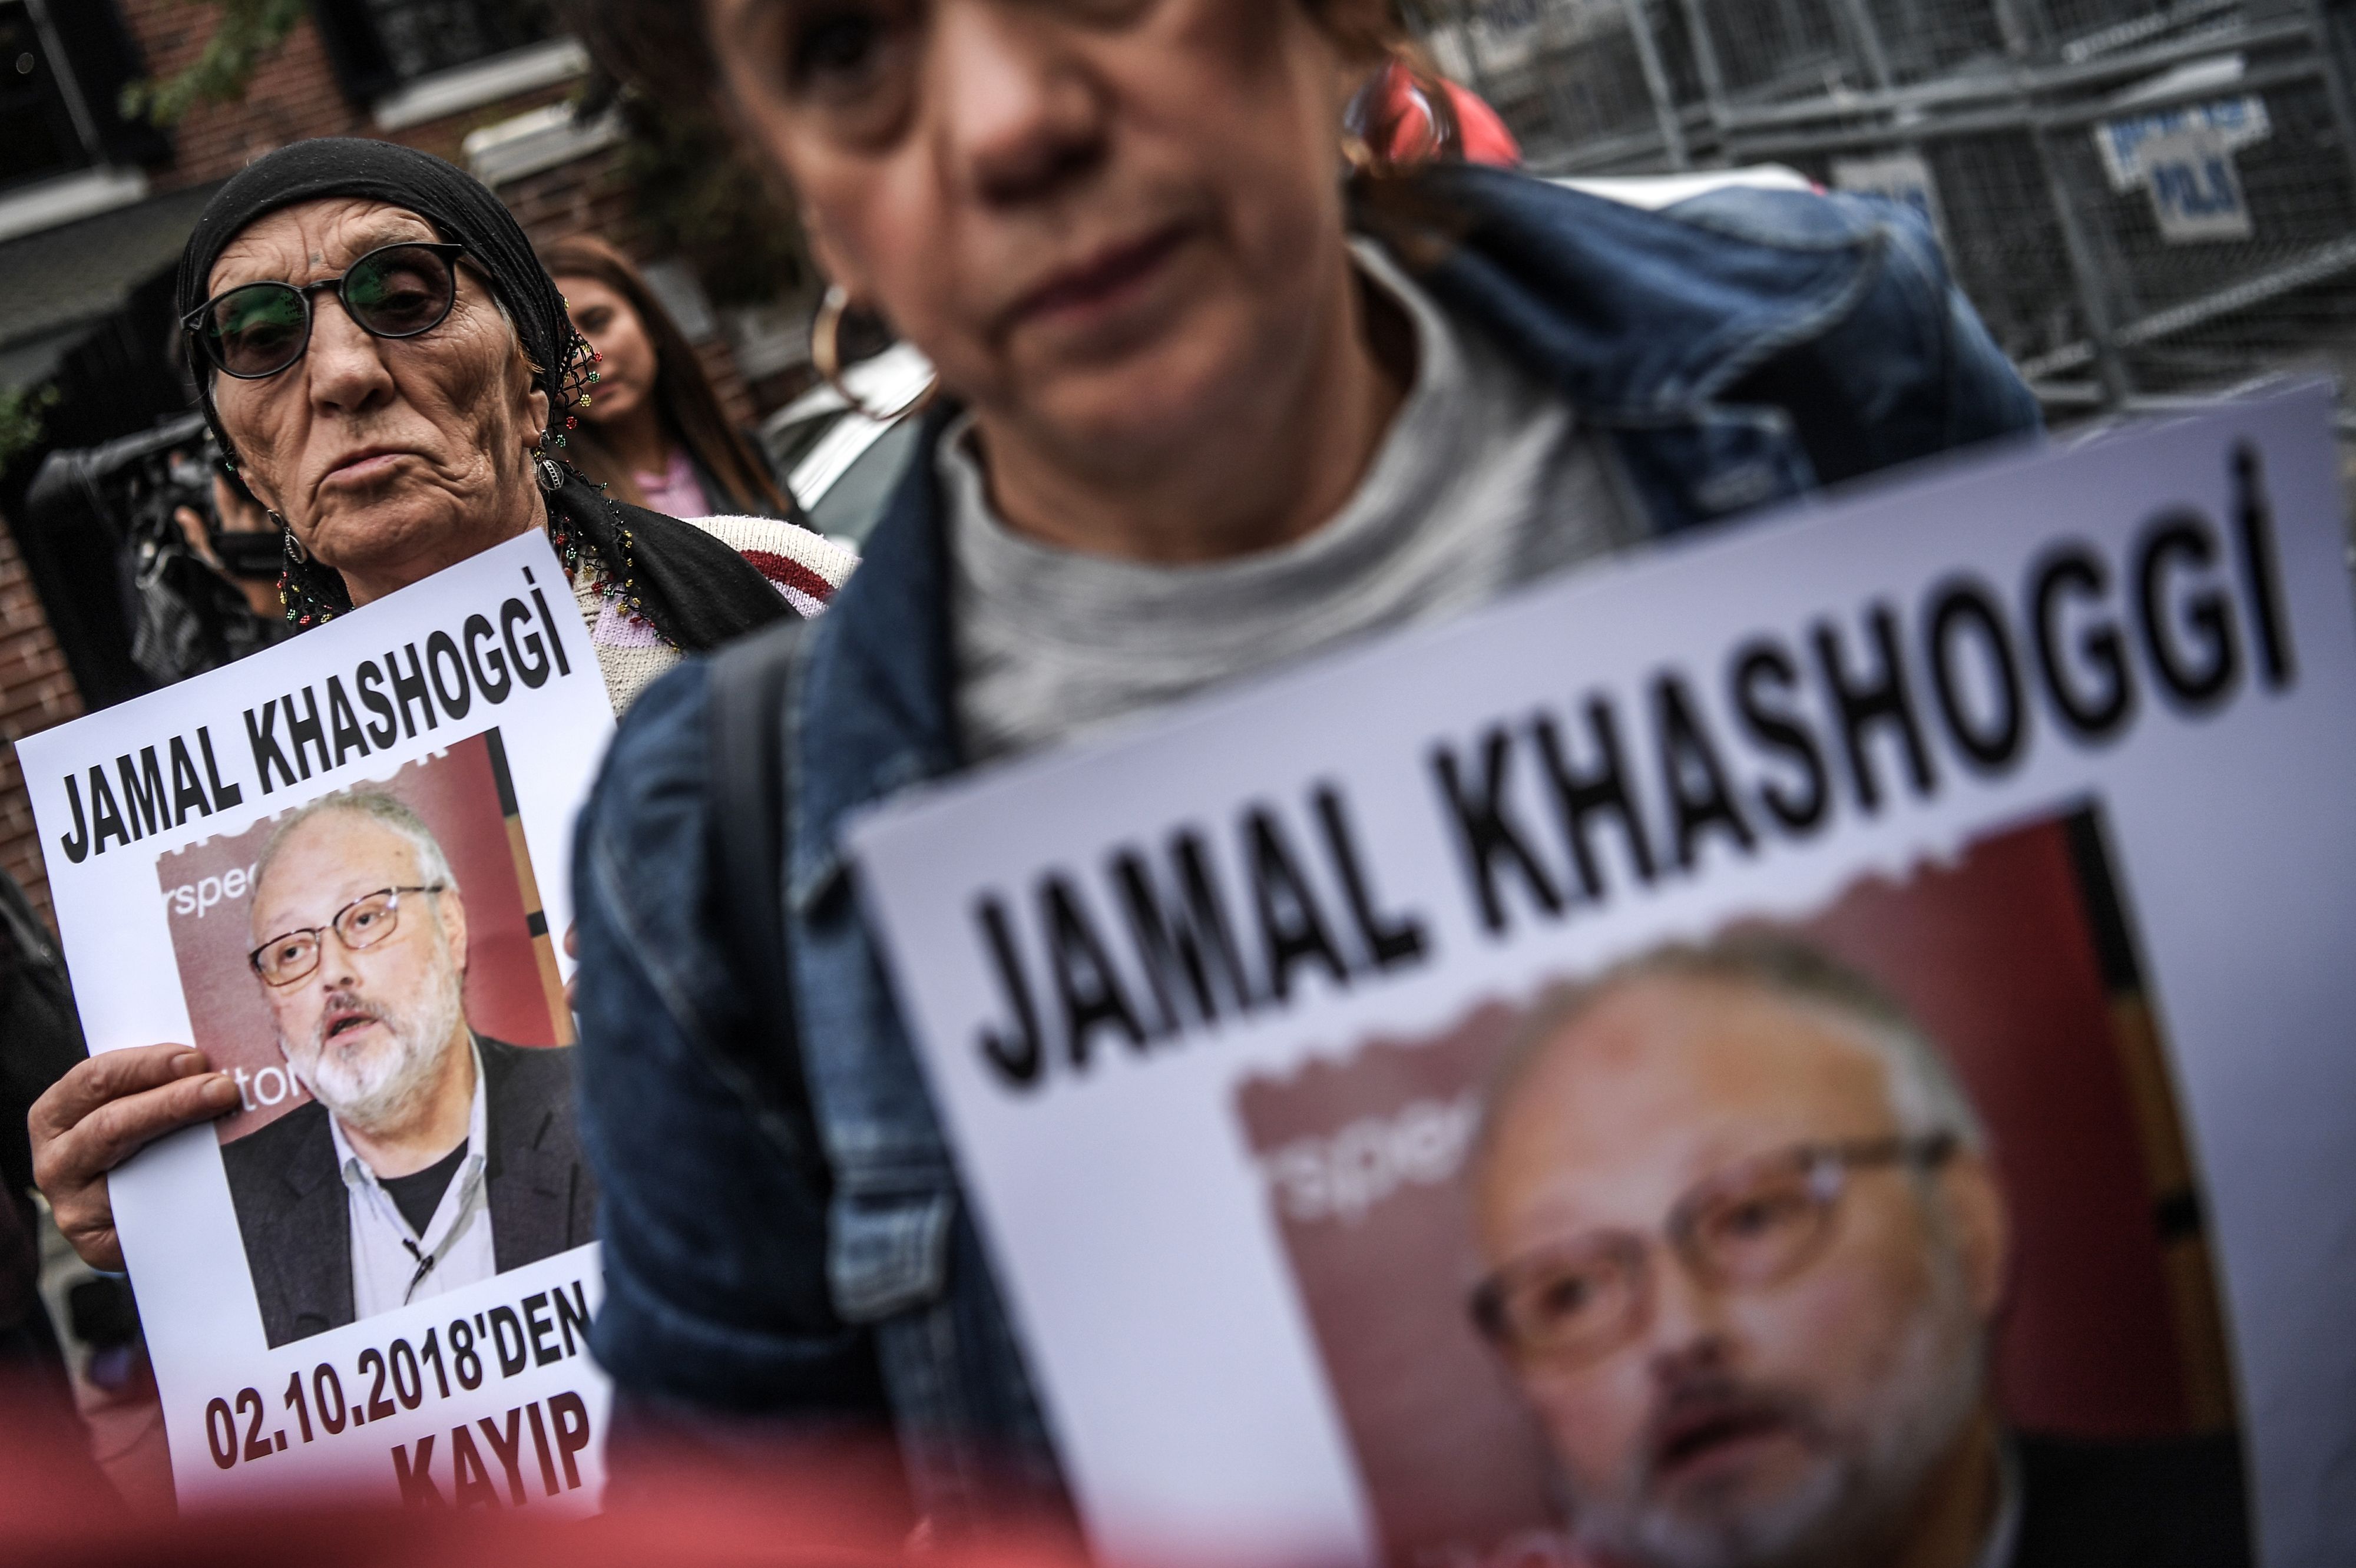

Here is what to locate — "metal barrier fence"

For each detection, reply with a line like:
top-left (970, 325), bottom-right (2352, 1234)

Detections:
top-left (1411, 0), bottom-right (2356, 416)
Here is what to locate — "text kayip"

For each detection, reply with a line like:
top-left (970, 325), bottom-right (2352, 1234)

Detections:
top-left (51, 567), bottom-right (574, 864)
top-left (199, 1278), bottom-right (594, 1511)
top-left (962, 444), bottom-right (2295, 1094)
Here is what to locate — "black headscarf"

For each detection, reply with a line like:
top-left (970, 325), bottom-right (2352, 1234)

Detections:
top-left (175, 138), bottom-right (786, 651)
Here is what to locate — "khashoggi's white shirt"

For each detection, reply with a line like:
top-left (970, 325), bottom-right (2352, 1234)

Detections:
top-left (326, 1036), bottom-right (494, 1321)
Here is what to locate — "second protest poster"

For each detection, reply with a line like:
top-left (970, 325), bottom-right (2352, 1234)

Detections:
top-left (853, 387), bottom-right (2355, 1568)
top-left (20, 532), bottom-right (614, 1512)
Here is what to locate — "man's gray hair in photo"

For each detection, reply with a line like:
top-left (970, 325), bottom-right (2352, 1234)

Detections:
top-left (1484, 930), bottom-right (1988, 1156)
top-left (252, 789), bottom-right (461, 904)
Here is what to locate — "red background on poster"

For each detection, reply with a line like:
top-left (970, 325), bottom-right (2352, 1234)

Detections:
top-left (1237, 813), bottom-right (2215, 1561)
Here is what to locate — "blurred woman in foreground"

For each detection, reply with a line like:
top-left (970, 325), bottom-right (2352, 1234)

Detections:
top-left (567, 0), bottom-right (2041, 1533)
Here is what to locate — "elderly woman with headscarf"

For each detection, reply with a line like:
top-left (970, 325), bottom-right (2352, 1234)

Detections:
top-left (176, 137), bottom-right (853, 709)
top-left (27, 137), bottom-right (856, 1276)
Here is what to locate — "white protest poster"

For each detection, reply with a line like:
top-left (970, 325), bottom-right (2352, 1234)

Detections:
top-left (852, 386), bottom-right (2355, 1568)
top-left (19, 531), bottom-right (614, 1514)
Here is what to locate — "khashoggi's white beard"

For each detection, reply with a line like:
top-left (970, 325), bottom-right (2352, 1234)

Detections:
top-left (1562, 1272), bottom-right (1986, 1568)
top-left (282, 944), bottom-right (468, 1139)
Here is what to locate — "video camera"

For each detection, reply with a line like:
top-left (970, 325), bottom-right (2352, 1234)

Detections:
top-left (23, 412), bottom-right (288, 689)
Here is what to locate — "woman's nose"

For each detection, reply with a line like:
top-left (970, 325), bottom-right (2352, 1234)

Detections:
top-left (933, 2), bottom-right (1107, 207)
top-left (303, 292), bottom-right (397, 412)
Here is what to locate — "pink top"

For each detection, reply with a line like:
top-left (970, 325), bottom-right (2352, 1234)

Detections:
top-left (634, 446), bottom-right (716, 520)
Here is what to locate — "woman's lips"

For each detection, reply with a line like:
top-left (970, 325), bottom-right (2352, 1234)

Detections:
top-left (1007, 223), bottom-right (1193, 332)
top-left (319, 449), bottom-right (414, 491)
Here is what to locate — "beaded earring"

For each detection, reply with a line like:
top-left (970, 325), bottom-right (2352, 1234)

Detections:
top-left (275, 518), bottom-right (349, 628)
top-left (535, 328), bottom-right (656, 631)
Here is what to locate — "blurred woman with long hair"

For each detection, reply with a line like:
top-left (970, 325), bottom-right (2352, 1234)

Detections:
top-left (540, 234), bottom-right (800, 522)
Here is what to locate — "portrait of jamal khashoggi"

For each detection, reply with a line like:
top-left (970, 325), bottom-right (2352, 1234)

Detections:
top-left (1464, 935), bottom-right (2249, 1568)
top-left (223, 788), bottom-right (594, 1349)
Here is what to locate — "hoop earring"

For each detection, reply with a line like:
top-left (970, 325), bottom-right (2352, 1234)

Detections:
top-left (812, 286), bottom-right (937, 422)
top-left (273, 515), bottom-right (307, 564)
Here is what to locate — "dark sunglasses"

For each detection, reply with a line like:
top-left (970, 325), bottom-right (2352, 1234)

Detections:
top-left (183, 242), bottom-right (469, 380)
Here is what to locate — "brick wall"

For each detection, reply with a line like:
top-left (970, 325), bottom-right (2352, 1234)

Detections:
top-left (497, 141), bottom-right (637, 250)
top-left (117, 2), bottom-right (591, 191)
top-left (121, 4), bottom-right (358, 187)
top-left (0, 517), bottom-right (86, 934)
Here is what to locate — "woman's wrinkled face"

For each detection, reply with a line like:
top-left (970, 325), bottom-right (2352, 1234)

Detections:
top-left (557, 275), bottom-right (657, 429)
top-left (708, 0), bottom-right (1366, 473)
top-left (206, 199), bottom-right (549, 602)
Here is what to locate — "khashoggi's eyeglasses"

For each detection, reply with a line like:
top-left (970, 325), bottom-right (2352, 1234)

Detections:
top-left (1470, 1133), bottom-right (1960, 1368)
top-left (249, 885), bottom-right (446, 987)
top-left (183, 243), bottom-right (469, 380)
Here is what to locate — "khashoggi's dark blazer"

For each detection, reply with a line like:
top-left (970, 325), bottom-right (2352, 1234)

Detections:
top-left (222, 1036), bottom-right (595, 1348)
top-left (2014, 1431), bottom-right (2251, 1567)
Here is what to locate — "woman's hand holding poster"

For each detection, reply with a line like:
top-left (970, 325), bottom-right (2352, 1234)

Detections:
top-left (20, 532), bottom-right (613, 1512)
top-left (851, 386), bottom-right (2352, 1568)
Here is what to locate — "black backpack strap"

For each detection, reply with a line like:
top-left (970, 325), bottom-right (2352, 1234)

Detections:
top-left (701, 624), bottom-right (899, 1424)
top-left (705, 620), bottom-right (830, 1191)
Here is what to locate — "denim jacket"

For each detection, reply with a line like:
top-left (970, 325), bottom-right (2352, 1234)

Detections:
top-left (569, 165), bottom-right (2040, 1525)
